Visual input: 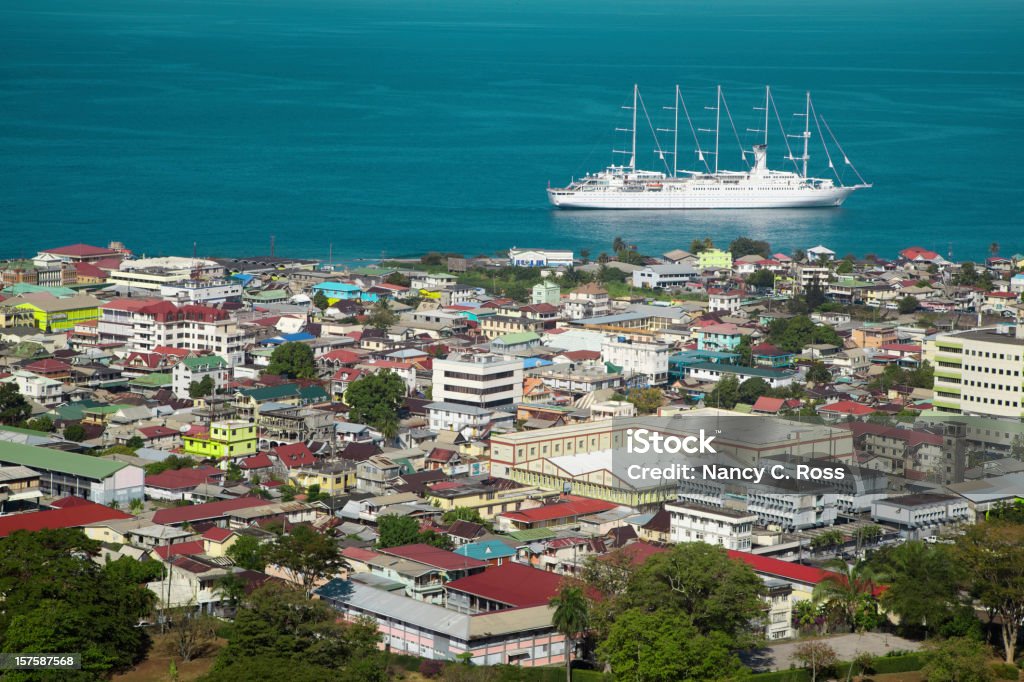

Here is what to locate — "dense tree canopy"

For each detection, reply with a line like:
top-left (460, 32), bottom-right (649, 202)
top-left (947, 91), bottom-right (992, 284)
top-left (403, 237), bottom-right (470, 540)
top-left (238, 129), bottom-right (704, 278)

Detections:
top-left (265, 341), bottom-right (316, 379)
top-left (206, 583), bottom-right (386, 682)
top-left (344, 370), bottom-right (406, 435)
top-left (265, 525), bottom-right (342, 597)
top-left (0, 529), bottom-right (164, 679)
top-left (867, 541), bottom-right (962, 637)
top-left (729, 237), bottom-right (772, 259)
top-left (767, 315), bottom-right (842, 353)
top-left (0, 383), bottom-right (31, 426)
top-left (597, 609), bottom-right (747, 682)
top-left (954, 521), bottom-right (1024, 663)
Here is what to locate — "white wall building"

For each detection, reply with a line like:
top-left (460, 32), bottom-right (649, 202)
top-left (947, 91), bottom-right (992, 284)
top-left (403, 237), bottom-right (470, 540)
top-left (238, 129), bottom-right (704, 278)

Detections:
top-left (509, 248), bottom-right (574, 268)
top-left (601, 338), bottom-right (669, 385)
top-left (666, 502), bottom-right (756, 550)
top-left (871, 493), bottom-right (970, 538)
top-left (432, 353), bottom-right (523, 409)
top-left (426, 402), bottom-right (493, 436)
top-left (926, 326), bottom-right (1024, 419)
top-left (632, 264), bottom-right (699, 289)
top-left (171, 355), bottom-right (229, 400)
top-left (709, 292), bottom-right (742, 314)
top-left (1, 370), bottom-right (63, 407)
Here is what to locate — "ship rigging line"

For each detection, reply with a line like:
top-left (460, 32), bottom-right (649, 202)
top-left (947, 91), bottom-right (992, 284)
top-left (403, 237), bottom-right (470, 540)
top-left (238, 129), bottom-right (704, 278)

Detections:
top-left (718, 90), bottom-right (751, 169)
top-left (808, 97), bottom-right (840, 185)
top-left (636, 88), bottom-right (672, 175)
top-left (677, 89), bottom-right (711, 174)
top-left (768, 90), bottom-right (802, 176)
top-left (821, 116), bottom-right (869, 186)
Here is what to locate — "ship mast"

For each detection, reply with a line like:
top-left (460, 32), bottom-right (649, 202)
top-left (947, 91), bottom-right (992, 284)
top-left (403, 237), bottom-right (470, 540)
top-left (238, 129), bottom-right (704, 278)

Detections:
top-left (747, 85), bottom-right (770, 156)
top-left (699, 86), bottom-right (722, 174)
top-left (613, 84), bottom-right (639, 170)
top-left (785, 90), bottom-right (812, 178)
top-left (715, 85), bottom-right (721, 174)
top-left (801, 91), bottom-right (811, 178)
top-left (659, 85), bottom-right (681, 177)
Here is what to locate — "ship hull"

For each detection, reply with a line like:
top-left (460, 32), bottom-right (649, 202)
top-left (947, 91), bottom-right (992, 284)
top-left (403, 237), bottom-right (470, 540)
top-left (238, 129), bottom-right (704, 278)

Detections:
top-left (547, 185), bottom-right (857, 209)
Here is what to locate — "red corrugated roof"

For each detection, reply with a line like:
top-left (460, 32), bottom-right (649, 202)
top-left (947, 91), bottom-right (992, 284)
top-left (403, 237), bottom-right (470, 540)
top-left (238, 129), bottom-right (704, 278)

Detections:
top-left (379, 543), bottom-right (488, 571)
top-left (445, 562), bottom-right (562, 607)
top-left (152, 497), bottom-right (267, 525)
top-left (499, 496), bottom-right (617, 524)
top-left (727, 550), bottom-right (832, 585)
top-left (818, 400), bottom-right (876, 415)
top-left (341, 546), bottom-right (382, 562)
top-left (201, 526), bottom-right (234, 542)
top-left (145, 466), bottom-right (222, 491)
top-left (0, 501), bottom-right (132, 537)
top-left (43, 243), bottom-right (118, 257)
top-left (153, 540), bottom-right (205, 560)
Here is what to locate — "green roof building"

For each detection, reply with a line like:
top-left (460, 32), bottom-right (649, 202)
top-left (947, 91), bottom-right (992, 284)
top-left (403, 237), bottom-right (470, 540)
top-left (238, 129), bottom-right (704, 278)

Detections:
top-left (0, 441), bottom-right (143, 504)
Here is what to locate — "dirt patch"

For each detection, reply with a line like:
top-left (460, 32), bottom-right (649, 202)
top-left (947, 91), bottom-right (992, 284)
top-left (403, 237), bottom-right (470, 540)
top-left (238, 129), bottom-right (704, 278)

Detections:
top-left (113, 633), bottom-right (226, 682)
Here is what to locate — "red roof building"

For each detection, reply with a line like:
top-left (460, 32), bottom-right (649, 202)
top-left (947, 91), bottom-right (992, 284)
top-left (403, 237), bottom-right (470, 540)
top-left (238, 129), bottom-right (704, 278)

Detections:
top-left (899, 247), bottom-right (941, 262)
top-left (0, 501), bottom-right (132, 538)
top-left (145, 466), bottom-right (223, 493)
top-left (41, 243), bottom-right (122, 262)
top-left (152, 497), bottom-right (267, 526)
top-left (378, 543), bottom-right (488, 572)
top-left (444, 562), bottom-right (563, 609)
top-left (271, 443), bottom-right (317, 469)
top-left (153, 540), bottom-right (206, 560)
top-left (497, 496), bottom-right (618, 531)
top-left (817, 400), bottom-right (876, 418)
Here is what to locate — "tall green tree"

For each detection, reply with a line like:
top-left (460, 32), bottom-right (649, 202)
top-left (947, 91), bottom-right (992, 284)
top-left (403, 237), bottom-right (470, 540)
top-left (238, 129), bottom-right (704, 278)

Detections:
top-left (954, 521), bottom-right (1024, 663)
top-left (226, 534), bottom-right (268, 572)
top-left (622, 543), bottom-right (765, 641)
top-left (706, 375), bottom-right (741, 409)
top-left (189, 374), bottom-right (216, 400)
top-left (806, 362), bottom-right (832, 384)
top-left (626, 387), bottom-right (664, 414)
top-left (63, 422), bottom-right (87, 442)
top-left (377, 515), bottom-right (422, 548)
top-left (312, 291), bottom-right (330, 311)
top-left (550, 585), bottom-right (589, 682)
top-left (365, 299), bottom-right (398, 331)
top-left (729, 237), bottom-right (771, 259)
top-left (207, 583), bottom-right (386, 682)
top-left (265, 525), bottom-right (342, 597)
top-left (265, 342), bottom-right (316, 379)
top-left (737, 377), bottom-right (771, 405)
top-left (868, 541), bottom-right (961, 636)
top-left (812, 560), bottom-right (879, 632)
top-left (344, 370), bottom-right (406, 431)
top-left (597, 609), bottom-right (747, 682)
top-left (0, 383), bottom-right (31, 425)
top-left (0, 529), bottom-right (163, 677)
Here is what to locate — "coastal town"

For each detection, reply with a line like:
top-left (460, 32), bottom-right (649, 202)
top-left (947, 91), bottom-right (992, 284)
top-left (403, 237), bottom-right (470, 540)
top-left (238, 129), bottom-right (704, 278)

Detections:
top-left (2, 237), bottom-right (1024, 681)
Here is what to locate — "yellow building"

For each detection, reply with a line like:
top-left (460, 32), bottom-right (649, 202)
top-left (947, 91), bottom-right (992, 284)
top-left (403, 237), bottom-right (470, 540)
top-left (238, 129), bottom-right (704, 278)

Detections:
top-left (425, 479), bottom-right (557, 519)
top-left (10, 292), bottom-right (102, 332)
top-left (183, 420), bottom-right (257, 458)
top-left (697, 248), bottom-right (733, 270)
top-left (289, 461), bottom-right (358, 496)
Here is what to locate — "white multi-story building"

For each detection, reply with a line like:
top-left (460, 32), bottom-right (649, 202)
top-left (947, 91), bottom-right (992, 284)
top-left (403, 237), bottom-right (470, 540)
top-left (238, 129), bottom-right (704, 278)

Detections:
top-left (871, 493), bottom-right (970, 538)
top-left (508, 248), bottom-right (574, 268)
top-left (108, 257), bottom-right (225, 291)
top-left (746, 488), bottom-right (839, 531)
top-left (631, 264), bottom-right (699, 289)
top-left (601, 338), bottom-right (670, 386)
top-left (1, 370), bottom-right (63, 407)
top-left (563, 283), bottom-right (610, 320)
top-left (927, 325), bottom-right (1024, 420)
top-left (171, 355), bottom-right (229, 399)
top-left (666, 502), bottom-right (756, 550)
top-left (432, 353), bottom-right (523, 409)
top-left (708, 291), bottom-right (742, 314)
top-left (159, 279), bottom-right (243, 304)
top-left (99, 299), bottom-right (248, 364)
top-left (426, 402), bottom-right (493, 436)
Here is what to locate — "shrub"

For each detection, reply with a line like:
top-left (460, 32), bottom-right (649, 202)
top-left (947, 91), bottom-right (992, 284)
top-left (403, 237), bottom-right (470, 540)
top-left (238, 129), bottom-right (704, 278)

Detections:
top-left (991, 662), bottom-right (1019, 680)
top-left (872, 653), bottom-right (922, 674)
top-left (418, 659), bottom-right (444, 678)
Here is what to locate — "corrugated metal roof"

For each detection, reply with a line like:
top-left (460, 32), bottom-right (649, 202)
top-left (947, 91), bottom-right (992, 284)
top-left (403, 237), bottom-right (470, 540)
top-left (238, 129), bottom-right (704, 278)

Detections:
top-left (0, 440), bottom-right (127, 479)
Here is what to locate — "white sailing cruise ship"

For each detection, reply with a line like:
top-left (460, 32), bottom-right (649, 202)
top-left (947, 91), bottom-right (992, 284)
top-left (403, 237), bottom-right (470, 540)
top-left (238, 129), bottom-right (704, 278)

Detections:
top-left (547, 85), bottom-right (870, 210)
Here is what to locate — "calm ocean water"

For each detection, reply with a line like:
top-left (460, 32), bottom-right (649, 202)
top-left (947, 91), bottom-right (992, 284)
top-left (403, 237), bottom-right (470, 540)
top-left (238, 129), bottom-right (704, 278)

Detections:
top-left (1, 0), bottom-right (1022, 262)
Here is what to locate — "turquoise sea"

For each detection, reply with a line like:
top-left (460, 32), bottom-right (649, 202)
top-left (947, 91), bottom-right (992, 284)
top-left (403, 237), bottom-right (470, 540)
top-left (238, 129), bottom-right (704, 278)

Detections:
top-left (1, 0), bottom-right (1022, 262)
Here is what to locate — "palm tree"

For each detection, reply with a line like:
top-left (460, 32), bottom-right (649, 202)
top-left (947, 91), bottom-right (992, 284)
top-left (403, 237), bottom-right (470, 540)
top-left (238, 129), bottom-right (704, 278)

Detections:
top-left (550, 585), bottom-right (588, 682)
top-left (813, 560), bottom-right (878, 632)
top-left (990, 242), bottom-right (1000, 257)
top-left (612, 236), bottom-right (626, 254)
top-left (129, 497), bottom-right (144, 515)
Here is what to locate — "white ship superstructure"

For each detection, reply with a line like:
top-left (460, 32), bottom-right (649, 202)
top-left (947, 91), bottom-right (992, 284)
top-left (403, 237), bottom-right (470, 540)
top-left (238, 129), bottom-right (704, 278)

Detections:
top-left (547, 85), bottom-right (870, 210)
